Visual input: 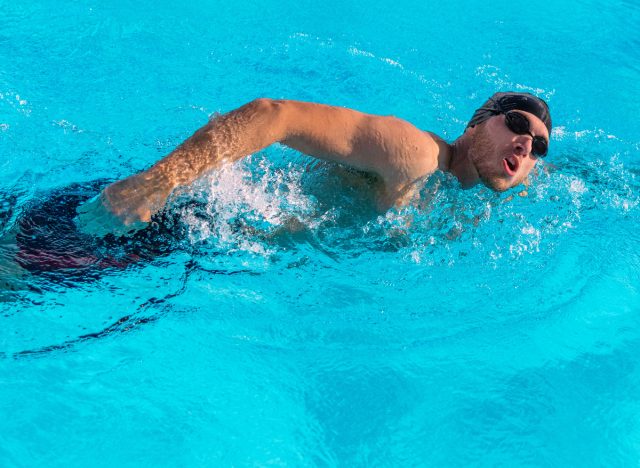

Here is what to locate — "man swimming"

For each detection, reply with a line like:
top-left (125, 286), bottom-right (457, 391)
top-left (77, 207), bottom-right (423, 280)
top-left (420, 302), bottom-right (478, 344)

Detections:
top-left (75, 91), bottom-right (551, 237)
top-left (0, 91), bottom-right (552, 289)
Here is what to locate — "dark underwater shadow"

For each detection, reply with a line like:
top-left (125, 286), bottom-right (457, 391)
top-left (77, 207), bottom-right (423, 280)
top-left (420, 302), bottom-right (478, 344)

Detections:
top-left (0, 179), bottom-right (188, 291)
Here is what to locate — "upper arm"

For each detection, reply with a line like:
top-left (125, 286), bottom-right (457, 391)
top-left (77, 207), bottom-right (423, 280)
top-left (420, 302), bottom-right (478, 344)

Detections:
top-left (278, 100), bottom-right (437, 187)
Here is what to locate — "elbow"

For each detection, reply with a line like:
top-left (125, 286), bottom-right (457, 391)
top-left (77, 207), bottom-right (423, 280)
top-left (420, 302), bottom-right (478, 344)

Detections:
top-left (247, 98), bottom-right (289, 141)
top-left (249, 97), bottom-right (274, 110)
top-left (248, 97), bottom-right (286, 114)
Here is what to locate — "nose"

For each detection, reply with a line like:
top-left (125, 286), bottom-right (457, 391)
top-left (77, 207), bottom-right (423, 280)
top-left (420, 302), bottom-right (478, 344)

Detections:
top-left (513, 143), bottom-right (526, 156)
top-left (513, 137), bottom-right (532, 157)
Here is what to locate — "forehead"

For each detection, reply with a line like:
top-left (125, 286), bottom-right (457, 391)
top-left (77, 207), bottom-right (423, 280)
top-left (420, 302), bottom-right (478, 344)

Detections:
top-left (513, 110), bottom-right (550, 140)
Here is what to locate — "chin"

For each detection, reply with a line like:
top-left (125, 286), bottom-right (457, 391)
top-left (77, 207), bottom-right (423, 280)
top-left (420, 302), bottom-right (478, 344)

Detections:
top-left (481, 176), bottom-right (511, 192)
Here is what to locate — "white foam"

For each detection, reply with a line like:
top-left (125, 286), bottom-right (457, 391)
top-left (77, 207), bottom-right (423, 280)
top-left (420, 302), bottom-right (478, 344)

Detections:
top-left (551, 126), bottom-right (566, 139)
top-left (380, 57), bottom-right (404, 69)
top-left (0, 90), bottom-right (32, 116)
top-left (176, 156), bottom-right (317, 255)
top-left (569, 178), bottom-right (587, 195)
top-left (347, 47), bottom-right (374, 58)
top-left (475, 64), bottom-right (555, 101)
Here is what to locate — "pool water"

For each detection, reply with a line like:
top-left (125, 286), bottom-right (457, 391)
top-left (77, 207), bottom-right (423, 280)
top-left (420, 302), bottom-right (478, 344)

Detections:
top-left (1, 0), bottom-right (640, 465)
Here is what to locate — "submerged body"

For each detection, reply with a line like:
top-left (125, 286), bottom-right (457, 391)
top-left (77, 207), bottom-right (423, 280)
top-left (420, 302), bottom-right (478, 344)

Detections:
top-left (0, 181), bottom-right (180, 290)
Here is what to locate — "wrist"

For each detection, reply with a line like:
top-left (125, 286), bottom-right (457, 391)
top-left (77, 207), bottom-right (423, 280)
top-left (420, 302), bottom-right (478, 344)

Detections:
top-left (138, 165), bottom-right (176, 201)
top-left (104, 167), bottom-right (173, 219)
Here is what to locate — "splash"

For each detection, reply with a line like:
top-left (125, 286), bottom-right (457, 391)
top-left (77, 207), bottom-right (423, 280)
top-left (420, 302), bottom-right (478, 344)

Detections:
top-left (474, 65), bottom-right (556, 101)
top-left (0, 90), bottom-right (32, 117)
top-left (156, 125), bottom-right (640, 271)
top-left (174, 155), bottom-right (320, 255)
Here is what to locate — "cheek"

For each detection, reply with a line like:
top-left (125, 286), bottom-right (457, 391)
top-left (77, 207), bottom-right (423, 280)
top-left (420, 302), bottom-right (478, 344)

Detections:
top-left (520, 158), bottom-right (537, 176)
top-left (471, 127), bottom-right (499, 160)
top-left (512, 159), bottom-right (537, 186)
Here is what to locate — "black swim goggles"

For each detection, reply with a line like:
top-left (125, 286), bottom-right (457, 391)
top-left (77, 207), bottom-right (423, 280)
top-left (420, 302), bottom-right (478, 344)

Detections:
top-left (503, 111), bottom-right (548, 157)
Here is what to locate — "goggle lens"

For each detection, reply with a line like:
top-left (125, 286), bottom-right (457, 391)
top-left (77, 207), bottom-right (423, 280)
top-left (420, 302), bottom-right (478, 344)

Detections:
top-left (504, 112), bottom-right (548, 157)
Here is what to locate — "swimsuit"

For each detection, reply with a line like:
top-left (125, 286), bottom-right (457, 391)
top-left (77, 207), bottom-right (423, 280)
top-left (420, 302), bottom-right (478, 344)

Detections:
top-left (11, 180), bottom-right (180, 275)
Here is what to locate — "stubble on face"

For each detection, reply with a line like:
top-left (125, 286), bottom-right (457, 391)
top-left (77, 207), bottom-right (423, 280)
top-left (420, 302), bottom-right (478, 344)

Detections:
top-left (468, 124), bottom-right (510, 192)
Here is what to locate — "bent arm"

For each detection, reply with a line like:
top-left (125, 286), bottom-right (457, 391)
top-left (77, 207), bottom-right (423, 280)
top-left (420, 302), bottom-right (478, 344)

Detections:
top-left (78, 98), bottom-right (436, 233)
top-left (149, 98), bottom-right (429, 190)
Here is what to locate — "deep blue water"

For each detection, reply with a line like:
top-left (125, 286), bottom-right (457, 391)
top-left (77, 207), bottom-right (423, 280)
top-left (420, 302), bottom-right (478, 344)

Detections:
top-left (1, 0), bottom-right (640, 466)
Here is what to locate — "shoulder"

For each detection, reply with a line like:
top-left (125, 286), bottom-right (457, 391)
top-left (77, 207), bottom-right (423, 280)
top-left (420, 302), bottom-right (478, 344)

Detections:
top-left (363, 115), bottom-right (440, 186)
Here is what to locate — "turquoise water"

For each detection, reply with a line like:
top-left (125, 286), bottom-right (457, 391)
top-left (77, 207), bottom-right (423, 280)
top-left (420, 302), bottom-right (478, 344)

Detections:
top-left (2, 0), bottom-right (640, 465)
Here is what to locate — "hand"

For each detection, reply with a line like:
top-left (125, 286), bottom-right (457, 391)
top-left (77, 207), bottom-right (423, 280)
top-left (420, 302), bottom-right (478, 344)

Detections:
top-left (75, 173), bottom-right (170, 237)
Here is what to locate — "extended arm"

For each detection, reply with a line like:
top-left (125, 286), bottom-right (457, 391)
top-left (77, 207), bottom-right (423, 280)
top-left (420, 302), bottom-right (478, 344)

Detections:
top-left (76, 98), bottom-right (438, 235)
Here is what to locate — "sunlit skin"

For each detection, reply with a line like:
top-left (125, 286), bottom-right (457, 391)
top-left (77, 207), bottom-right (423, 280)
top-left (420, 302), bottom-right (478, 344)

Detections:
top-left (75, 99), bottom-right (550, 236)
top-left (461, 109), bottom-right (549, 192)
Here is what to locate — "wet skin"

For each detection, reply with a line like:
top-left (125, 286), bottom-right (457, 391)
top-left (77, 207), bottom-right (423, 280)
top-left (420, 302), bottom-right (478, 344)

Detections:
top-left (73, 99), bottom-right (550, 236)
top-left (0, 99), bottom-right (550, 290)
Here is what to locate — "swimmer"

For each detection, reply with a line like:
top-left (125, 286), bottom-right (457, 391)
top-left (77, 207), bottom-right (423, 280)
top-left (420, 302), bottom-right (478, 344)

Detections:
top-left (77, 91), bottom-right (549, 236)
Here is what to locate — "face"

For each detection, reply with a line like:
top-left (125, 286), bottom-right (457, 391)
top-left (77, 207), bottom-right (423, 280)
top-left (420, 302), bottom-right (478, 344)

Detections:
top-left (468, 110), bottom-right (549, 192)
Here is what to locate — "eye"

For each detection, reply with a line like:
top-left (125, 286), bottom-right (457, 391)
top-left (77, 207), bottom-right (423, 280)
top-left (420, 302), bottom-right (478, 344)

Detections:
top-left (532, 137), bottom-right (548, 157)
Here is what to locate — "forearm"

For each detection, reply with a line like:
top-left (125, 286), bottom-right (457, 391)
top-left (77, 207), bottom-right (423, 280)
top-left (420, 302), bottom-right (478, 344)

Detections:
top-left (90, 98), bottom-right (288, 225)
top-left (144, 98), bottom-right (287, 193)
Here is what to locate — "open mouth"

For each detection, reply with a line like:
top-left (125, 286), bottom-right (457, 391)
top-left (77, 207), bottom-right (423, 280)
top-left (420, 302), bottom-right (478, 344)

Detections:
top-left (503, 156), bottom-right (519, 176)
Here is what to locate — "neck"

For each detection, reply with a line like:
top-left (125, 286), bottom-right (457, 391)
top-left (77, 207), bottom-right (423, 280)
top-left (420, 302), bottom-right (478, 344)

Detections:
top-left (437, 131), bottom-right (480, 188)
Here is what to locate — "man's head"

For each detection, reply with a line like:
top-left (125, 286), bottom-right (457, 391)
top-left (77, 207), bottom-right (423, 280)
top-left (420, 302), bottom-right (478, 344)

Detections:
top-left (460, 92), bottom-right (551, 191)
